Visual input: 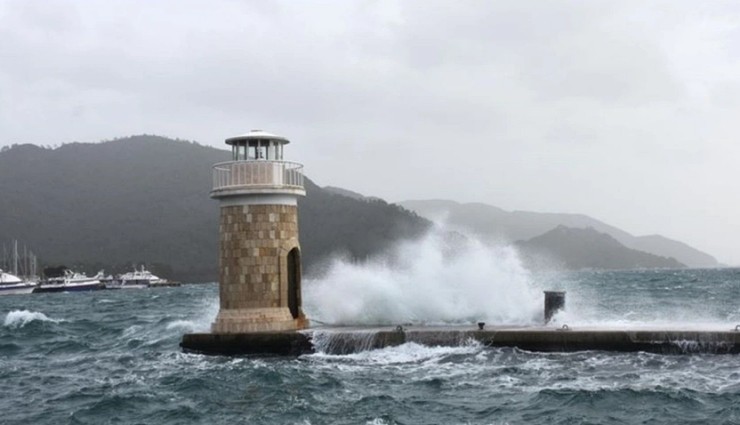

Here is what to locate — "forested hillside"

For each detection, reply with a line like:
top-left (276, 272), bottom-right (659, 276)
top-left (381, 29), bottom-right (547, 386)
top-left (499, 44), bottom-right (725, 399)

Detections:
top-left (0, 136), bottom-right (430, 281)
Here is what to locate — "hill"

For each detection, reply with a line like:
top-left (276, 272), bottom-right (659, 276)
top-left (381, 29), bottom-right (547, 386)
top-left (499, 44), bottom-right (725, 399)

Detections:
top-left (0, 136), bottom-right (430, 281)
top-left (399, 199), bottom-right (717, 268)
top-left (300, 179), bottom-right (430, 273)
top-left (516, 226), bottom-right (685, 270)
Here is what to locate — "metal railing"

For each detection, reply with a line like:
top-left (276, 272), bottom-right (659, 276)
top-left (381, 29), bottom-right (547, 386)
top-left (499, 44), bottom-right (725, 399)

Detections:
top-left (212, 160), bottom-right (304, 192)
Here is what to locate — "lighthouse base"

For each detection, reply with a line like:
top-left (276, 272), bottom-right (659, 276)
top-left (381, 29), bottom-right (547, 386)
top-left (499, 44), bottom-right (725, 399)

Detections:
top-left (211, 307), bottom-right (308, 333)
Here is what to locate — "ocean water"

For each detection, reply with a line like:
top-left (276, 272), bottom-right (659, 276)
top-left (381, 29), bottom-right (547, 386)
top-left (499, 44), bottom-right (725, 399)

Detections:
top-left (3, 268), bottom-right (740, 424)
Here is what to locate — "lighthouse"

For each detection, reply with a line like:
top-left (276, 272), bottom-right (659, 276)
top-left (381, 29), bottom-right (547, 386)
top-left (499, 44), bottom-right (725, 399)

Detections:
top-left (209, 130), bottom-right (308, 333)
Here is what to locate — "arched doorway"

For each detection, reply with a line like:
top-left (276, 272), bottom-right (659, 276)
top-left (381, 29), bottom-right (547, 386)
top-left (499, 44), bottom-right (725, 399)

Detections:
top-left (287, 248), bottom-right (301, 319)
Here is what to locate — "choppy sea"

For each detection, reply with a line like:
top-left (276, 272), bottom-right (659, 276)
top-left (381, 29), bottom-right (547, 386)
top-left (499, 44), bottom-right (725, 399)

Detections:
top-left (3, 267), bottom-right (740, 424)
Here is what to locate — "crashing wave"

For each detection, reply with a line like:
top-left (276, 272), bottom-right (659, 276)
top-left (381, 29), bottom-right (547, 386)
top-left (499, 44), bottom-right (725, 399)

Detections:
top-left (3, 310), bottom-right (60, 328)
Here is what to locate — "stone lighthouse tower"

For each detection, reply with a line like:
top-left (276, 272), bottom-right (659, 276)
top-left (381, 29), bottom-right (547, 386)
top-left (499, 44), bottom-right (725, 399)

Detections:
top-left (210, 130), bottom-right (307, 333)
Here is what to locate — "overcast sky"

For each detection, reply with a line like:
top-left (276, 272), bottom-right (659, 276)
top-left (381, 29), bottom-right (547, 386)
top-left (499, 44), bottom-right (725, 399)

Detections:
top-left (1, 0), bottom-right (739, 264)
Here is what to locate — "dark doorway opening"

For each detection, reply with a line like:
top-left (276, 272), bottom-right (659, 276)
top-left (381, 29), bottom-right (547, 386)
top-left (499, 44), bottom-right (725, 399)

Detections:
top-left (287, 248), bottom-right (301, 319)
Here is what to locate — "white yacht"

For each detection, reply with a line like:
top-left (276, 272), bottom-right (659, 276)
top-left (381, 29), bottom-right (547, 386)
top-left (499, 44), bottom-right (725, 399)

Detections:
top-left (36, 270), bottom-right (105, 293)
top-left (116, 266), bottom-right (171, 289)
top-left (0, 269), bottom-right (36, 295)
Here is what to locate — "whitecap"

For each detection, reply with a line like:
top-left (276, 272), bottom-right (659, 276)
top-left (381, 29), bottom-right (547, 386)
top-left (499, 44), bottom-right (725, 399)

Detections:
top-left (166, 320), bottom-right (197, 331)
top-left (122, 325), bottom-right (143, 338)
top-left (308, 341), bottom-right (482, 365)
top-left (3, 309), bottom-right (61, 328)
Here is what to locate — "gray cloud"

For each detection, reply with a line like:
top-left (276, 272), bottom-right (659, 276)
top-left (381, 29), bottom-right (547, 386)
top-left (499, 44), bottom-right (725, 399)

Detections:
top-left (1, 0), bottom-right (740, 263)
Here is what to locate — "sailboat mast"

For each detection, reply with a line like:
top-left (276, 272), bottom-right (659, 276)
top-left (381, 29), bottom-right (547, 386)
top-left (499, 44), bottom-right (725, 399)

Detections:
top-left (13, 240), bottom-right (18, 276)
top-left (31, 252), bottom-right (37, 278)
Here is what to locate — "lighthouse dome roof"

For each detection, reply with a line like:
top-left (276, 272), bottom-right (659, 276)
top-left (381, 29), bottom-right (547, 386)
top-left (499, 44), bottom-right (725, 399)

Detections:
top-left (225, 130), bottom-right (290, 145)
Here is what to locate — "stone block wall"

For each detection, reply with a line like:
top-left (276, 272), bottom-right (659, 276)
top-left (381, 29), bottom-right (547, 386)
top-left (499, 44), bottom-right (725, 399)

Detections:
top-left (212, 203), bottom-right (307, 333)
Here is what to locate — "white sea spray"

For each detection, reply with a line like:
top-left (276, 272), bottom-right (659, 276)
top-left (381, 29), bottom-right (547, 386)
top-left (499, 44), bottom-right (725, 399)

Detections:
top-left (303, 226), bottom-right (541, 326)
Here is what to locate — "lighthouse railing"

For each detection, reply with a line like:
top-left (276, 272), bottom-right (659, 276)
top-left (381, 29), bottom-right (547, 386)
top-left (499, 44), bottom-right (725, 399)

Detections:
top-left (212, 160), bottom-right (304, 191)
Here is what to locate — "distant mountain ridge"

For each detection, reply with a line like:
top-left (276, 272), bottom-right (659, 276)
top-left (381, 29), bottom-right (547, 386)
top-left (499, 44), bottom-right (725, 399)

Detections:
top-left (516, 226), bottom-right (684, 270)
top-left (399, 199), bottom-right (717, 268)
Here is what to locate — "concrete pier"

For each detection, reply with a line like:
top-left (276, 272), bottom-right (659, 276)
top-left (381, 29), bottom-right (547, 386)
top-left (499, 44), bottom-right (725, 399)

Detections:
top-left (181, 325), bottom-right (740, 356)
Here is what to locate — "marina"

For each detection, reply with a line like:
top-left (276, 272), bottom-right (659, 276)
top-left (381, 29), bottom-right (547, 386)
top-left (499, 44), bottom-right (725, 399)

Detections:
top-left (0, 240), bottom-right (39, 295)
top-left (0, 259), bottom-right (179, 296)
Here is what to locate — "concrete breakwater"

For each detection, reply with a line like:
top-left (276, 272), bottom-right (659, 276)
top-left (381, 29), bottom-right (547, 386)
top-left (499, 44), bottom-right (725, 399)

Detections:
top-left (181, 325), bottom-right (740, 356)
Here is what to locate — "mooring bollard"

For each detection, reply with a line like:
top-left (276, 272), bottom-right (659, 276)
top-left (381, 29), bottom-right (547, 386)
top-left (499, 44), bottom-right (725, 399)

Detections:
top-left (544, 291), bottom-right (566, 323)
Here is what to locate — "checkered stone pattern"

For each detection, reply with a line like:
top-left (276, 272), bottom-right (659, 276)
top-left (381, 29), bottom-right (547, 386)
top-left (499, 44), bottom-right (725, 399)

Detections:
top-left (211, 204), bottom-right (307, 333)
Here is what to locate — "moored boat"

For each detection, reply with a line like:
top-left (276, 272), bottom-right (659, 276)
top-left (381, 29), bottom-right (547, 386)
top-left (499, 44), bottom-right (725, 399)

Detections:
top-left (0, 269), bottom-right (37, 295)
top-left (111, 266), bottom-right (179, 289)
top-left (35, 270), bottom-right (105, 293)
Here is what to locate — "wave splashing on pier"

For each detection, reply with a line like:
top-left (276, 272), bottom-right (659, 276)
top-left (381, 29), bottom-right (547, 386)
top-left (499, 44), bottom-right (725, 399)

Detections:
top-left (303, 228), bottom-right (541, 326)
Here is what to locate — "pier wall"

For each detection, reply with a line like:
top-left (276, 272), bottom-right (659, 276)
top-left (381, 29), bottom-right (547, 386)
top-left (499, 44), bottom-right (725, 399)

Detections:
top-left (182, 326), bottom-right (740, 356)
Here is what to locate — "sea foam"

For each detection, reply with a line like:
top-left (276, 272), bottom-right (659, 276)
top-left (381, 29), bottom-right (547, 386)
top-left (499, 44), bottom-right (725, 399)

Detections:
top-left (166, 320), bottom-right (198, 332)
top-left (308, 340), bottom-right (483, 365)
top-left (3, 310), bottom-right (60, 328)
